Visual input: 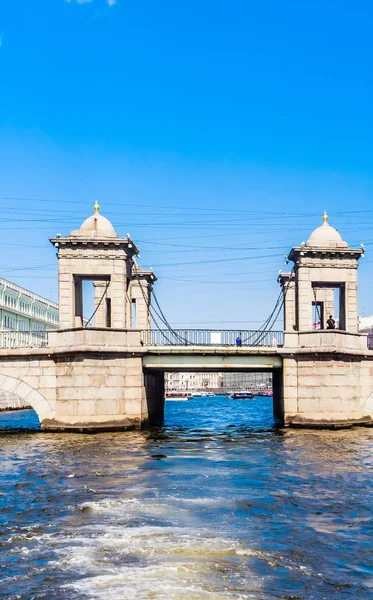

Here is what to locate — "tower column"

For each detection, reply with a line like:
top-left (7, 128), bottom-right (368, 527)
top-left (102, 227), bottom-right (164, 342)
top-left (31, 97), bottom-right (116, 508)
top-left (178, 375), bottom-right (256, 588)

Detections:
top-left (93, 281), bottom-right (108, 328)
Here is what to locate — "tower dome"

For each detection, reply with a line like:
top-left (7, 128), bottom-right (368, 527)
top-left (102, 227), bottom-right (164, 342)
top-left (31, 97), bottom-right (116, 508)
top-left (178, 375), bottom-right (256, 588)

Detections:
top-left (70, 201), bottom-right (119, 239)
top-left (306, 212), bottom-right (348, 248)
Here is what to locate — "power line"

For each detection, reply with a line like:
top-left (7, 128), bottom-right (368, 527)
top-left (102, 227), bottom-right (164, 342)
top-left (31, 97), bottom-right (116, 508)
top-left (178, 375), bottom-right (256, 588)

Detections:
top-left (4, 195), bottom-right (373, 218)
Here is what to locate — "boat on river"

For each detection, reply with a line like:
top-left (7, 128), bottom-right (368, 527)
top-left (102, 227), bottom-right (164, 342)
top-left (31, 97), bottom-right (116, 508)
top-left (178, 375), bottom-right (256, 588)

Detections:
top-left (228, 391), bottom-right (255, 400)
top-left (165, 392), bottom-right (191, 401)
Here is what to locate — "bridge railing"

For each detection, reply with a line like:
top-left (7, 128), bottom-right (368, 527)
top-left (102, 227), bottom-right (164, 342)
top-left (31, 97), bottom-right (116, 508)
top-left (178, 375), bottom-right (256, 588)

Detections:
top-left (0, 330), bottom-right (49, 349)
top-left (141, 329), bottom-right (284, 347)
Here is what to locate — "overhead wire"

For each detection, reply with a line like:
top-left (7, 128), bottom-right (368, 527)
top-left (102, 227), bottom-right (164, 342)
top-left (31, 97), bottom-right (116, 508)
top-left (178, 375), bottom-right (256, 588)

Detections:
top-left (131, 262), bottom-right (177, 344)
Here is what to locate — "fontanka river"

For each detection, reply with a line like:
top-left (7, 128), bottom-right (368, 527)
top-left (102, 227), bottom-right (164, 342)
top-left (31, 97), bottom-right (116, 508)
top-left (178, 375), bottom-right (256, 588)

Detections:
top-left (1, 395), bottom-right (373, 599)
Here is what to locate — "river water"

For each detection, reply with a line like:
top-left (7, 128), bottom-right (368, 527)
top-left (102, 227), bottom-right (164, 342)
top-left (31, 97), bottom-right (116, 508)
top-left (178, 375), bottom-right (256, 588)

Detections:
top-left (1, 396), bottom-right (373, 599)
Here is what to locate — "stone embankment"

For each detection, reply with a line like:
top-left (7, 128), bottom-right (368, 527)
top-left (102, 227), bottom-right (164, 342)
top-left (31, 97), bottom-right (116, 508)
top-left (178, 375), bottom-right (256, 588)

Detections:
top-left (0, 391), bottom-right (31, 412)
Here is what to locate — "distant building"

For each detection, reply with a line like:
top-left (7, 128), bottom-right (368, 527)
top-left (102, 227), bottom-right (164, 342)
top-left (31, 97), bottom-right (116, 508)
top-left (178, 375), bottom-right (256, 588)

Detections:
top-left (165, 372), bottom-right (223, 392)
top-left (0, 277), bottom-right (59, 405)
top-left (0, 277), bottom-right (58, 336)
top-left (222, 372), bottom-right (272, 390)
top-left (359, 315), bottom-right (373, 332)
top-left (165, 371), bottom-right (273, 392)
top-left (359, 316), bottom-right (373, 350)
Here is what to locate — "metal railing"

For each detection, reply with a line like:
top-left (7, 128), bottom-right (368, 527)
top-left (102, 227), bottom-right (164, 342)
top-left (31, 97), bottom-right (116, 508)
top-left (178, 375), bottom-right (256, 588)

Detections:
top-left (141, 329), bottom-right (284, 347)
top-left (0, 328), bottom-right (284, 349)
top-left (0, 330), bottom-right (49, 349)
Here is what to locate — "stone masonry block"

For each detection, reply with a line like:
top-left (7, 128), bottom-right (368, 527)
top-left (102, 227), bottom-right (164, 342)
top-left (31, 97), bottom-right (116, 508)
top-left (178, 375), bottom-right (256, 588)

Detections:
top-left (297, 386), bottom-right (320, 400)
top-left (108, 366), bottom-right (126, 375)
top-left (55, 400), bottom-right (78, 417)
top-left (283, 398), bottom-right (298, 413)
top-left (39, 387), bottom-right (56, 402)
top-left (20, 376), bottom-right (40, 389)
top-left (14, 381), bottom-right (34, 399)
top-left (283, 387), bottom-right (298, 399)
top-left (125, 387), bottom-right (144, 401)
top-left (57, 386), bottom-right (95, 401)
top-left (106, 375), bottom-right (125, 387)
top-left (283, 374), bottom-right (297, 387)
top-left (75, 400), bottom-right (96, 417)
top-left (39, 376), bottom-right (56, 388)
top-left (298, 398), bottom-right (321, 413)
top-left (125, 374), bottom-right (144, 387)
top-left (2, 377), bottom-right (21, 392)
top-left (124, 357), bottom-right (142, 368)
top-left (298, 375), bottom-right (323, 387)
top-left (123, 398), bottom-right (143, 416)
top-left (125, 366), bottom-right (144, 378)
top-left (95, 399), bottom-right (120, 416)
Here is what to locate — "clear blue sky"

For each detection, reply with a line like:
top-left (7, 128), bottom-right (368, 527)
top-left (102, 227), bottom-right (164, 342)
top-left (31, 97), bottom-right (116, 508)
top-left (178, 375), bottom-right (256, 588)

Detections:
top-left (1, 0), bottom-right (373, 326)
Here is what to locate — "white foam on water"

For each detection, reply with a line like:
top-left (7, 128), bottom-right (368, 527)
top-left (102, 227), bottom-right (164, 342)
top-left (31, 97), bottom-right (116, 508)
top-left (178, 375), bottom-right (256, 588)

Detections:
top-left (64, 563), bottom-right (251, 600)
top-left (50, 496), bottom-right (266, 599)
top-left (172, 496), bottom-right (233, 507)
top-left (57, 526), bottom-right (260, 600)
top-left (79, 496), bottom-right (189, 523)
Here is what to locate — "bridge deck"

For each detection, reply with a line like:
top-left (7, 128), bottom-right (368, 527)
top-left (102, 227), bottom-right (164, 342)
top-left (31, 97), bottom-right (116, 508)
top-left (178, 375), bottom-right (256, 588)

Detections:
top-left (143, 347), bottom-right (282, 370)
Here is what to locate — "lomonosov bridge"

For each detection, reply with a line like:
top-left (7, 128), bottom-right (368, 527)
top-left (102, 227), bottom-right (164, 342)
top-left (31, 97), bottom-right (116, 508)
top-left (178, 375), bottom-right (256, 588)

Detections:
top-left (1, 206), bottom-right (373, 431)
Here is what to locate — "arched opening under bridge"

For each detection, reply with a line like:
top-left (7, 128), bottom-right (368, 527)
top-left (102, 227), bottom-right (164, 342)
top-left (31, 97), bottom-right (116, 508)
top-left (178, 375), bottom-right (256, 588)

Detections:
top-left (0, 375), bottom-right (54, 430)
top-left (143, 363), bottom-right (283, 431)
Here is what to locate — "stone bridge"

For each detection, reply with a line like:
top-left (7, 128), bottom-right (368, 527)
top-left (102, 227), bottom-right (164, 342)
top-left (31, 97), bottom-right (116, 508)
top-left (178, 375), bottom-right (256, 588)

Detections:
top-left (1, 207), bottom-right (373, 431)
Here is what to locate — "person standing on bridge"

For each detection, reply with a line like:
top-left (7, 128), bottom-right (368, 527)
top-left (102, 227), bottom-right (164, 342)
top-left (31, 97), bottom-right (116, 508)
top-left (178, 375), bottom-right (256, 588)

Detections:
top-left (326, 315), bottom-right (336, 329)
top-left (235, 335), bottom-right (242, 346)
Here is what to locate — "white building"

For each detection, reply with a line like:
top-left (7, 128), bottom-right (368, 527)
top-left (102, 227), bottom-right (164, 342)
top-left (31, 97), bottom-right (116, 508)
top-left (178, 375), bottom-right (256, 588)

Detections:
top-left (359, 316), bottom-right (373, 350)
top-left (165, 372), bottom-right (223, 392)
top-left (0, 277), bottom-right (58, 345)
top-left (222, 372), bottom-right (272, 390)
top-left (359, 315), bottom-right (373, 332)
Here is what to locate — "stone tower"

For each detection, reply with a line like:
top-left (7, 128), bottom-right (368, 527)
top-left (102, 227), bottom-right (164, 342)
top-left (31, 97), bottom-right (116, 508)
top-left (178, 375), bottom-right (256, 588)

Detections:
top-left (280, 212), bottom-right (363, 337)
top-left (44, 203), bottom-right (161, 431)
top-left (278, 213), bottom-right (372, 427)
top-left (50, 202), bottom-right (156, 331)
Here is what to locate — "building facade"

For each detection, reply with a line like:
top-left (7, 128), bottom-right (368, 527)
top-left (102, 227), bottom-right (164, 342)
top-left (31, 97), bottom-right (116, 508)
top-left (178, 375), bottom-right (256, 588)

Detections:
top-left (165, 371), bottom-right (272, 392)
top-left (0, 277), bottom-right (58, 346)
top-left (222, 372), bottom-right (272, 390)
top-left (359, 316), bottom-right (373, 350)
top-left (165, 372), bottom-right (224, 392)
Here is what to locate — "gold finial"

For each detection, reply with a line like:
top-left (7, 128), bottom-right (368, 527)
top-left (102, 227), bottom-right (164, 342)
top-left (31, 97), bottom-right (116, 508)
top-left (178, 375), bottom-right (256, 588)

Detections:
top-left (94, 200), bottom-right (100, 213)
top-left (322, 211), bottom-right (328, 223)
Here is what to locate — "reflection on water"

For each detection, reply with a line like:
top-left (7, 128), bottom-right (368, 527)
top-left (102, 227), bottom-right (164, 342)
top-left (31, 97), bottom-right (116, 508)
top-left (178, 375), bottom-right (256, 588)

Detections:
top-left (1, 397), bottom-right (373, 599)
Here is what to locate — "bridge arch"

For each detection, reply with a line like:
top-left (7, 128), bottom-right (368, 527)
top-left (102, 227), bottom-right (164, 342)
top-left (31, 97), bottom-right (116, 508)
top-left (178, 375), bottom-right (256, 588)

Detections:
top-left (0, 374), bottom-right (55, 424)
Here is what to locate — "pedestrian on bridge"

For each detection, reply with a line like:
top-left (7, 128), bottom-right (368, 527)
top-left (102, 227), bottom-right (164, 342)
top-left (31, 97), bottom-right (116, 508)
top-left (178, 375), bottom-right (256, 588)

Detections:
top-left (326, 315), bottom-right (336, 329)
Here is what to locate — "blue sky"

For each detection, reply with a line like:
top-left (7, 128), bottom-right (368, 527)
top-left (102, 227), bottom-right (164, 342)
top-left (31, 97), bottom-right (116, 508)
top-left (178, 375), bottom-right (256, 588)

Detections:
top-left (0, 0), bottom-right (373, 326)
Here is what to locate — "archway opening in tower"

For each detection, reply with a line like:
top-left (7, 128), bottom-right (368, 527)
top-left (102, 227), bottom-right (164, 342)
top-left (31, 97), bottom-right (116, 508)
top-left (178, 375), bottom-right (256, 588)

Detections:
top-left (80, 278), bottom-right (112, 328)
top-left (311, 283), bottom-right (345, 330)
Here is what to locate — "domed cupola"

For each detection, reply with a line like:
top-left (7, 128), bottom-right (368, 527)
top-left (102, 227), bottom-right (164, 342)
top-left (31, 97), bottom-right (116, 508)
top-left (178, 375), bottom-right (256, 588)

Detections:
top-left (70, 201), bottom-right (119, 239)
top-left (306, 212), bottom-right (348, 249)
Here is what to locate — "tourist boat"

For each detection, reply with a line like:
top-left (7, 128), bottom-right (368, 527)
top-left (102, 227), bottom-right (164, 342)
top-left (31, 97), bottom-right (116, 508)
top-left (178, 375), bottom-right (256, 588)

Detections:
top-left (165, 392), bottom-right (191, 401)
top-left (228, 391), bottom-right (255, 400)
top-left (191, 391), bottom-right (209, 398)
